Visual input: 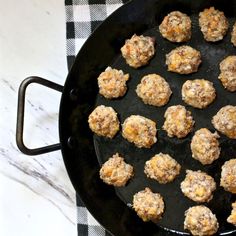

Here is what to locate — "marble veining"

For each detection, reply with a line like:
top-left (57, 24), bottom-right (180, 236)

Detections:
top-left (0, 0), bottom-right (76, 235)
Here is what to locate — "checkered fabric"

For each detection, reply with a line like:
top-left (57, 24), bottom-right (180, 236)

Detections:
top-left (65, 0), bottom-right (129, 70)
top-left (76, 195), bottom-right (112, 236)
top-left (65, 1), bottom-right (128, 235)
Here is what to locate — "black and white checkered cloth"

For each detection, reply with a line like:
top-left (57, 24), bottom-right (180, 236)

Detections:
top-left (65, 1), bottom-right (128, 235)
top-left (65, 0), bottom-right (129, 70)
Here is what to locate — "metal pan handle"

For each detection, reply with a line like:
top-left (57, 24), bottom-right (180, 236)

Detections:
top-left (16, 76), bottom-right (63, 155)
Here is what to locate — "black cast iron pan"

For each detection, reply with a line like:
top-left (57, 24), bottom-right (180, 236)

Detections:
top-left (17, 0), bottom-right (236, 235)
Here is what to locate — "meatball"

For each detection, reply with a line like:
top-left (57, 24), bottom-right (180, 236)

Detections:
top-left (220, 159), bottom-right (236, 193)
top-left (231, 22), bottom-right (236, 47)
top-left (121, 34), bottom-right (155, 68)
top-left (181, 170), bottom-right (216, 203)
top-left (212, 105), bottom-right (236, 139)
top-left (122, 115), bottom-right (157, 148)
top-left (159, 11), bottom-right (191, 42)
top-left (166, 46), bottom-right (201, 74)
top-left (182, 79), bottom-right (216, 109)
top-left (99, 153), bottom-right (134, 187)
top-left (136, 74), bottom-right (172, 107)
top-left (144, 153), bottom-right (181, 184)
top-left (184, 205), bottom-right (219, 236)
top-left (163, 105), bottom-right (194, 138)
top-left (88, 105), bottom-right (119, 138)
top-left (191, 128), bottom-right (220, 165)
top-left (218, 56), bottom-right (236, 92)
top-left (97, 67), bottom-right (129, 99)
top-left (133, 187), bottom-right (164, 222)
top-left (199, 7), bottom-right (229, 42)
top-left (227, 201), bottom-right (236, 226)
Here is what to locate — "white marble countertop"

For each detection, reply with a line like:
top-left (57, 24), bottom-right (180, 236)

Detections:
top-left (0, 0), bottom-right (76, 235)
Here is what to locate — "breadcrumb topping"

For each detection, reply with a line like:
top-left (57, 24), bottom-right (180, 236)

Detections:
top-left (122, 115), bottom-right (157, 148)
top-left (199, 7), bottom-right (228, 42)
top-left (121, 34), bottom-right (155, 68)
top-left (133, 188), bottom-right (164, 222)
top-left (136, 74), bottom-right (172, 107)
top-left (88, 105), bottom-right (120, 138)
top-left (159, 11), bottom-right (191, 42)
top-left (166, 46), bottom-right (201, 74)
top-left (99, 153), bottom-right (134, 187)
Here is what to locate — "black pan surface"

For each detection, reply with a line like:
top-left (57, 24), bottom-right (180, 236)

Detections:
top-left (59, 0), bottom-right (236, 235)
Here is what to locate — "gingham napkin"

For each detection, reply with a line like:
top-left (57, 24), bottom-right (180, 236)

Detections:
top-left (65, 1), bottom-right (128, 235)
top-left (65, 0), bottom-right (128, 70)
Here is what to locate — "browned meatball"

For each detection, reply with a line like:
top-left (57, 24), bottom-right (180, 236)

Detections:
top-left (227, 201), bottom-right (236, 226)
top-left (99, 153), bottom-right (134, 187)
top-left (159, 11), bottom-right (191, 42)
top-left (98, 67), bottom-right (129, 99)
top-left (199, 7), bottom-right (229, 42)
top-left (212, 105), bottom-right (236, 139)
top-left (231, 22), bottom-right (236, 47)
top-left (133, 188), bottom-right (164, 222)
top-left (184, 205), bottom-right (219, 236)
top-left (220, 159), bottom-right (236, 193)
top-left (166, 46), bottom-right (201, 74)
top-left (182, 79), bottom-right (216, 109)
top-left (136, 74), bottom-right (172, 107)
top-left (88, 105), bottom-right (119, 138)
top-left (191, 128), bottom-right (220, 165)
top-left (181, 170), bottom-right (216, 203)
top-left (163, 105), bottom-right (194, 138)
top-left (218, 56), bottom-right (236, 92)
top-left (121, 34), bottom-right (155, 68)
top-left (122, 115), bottom-right (157, 148)
top-left (144, 153), bottom-right (181, 184)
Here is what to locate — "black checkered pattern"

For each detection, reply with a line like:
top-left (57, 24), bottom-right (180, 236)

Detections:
top-left (65, 1), bottom-right (128, 235)
top-left (65, 0), bottom-right (129, 70)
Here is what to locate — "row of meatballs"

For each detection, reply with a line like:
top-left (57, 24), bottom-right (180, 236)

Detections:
top-left (159, 7), bottom-right (232, 43)
top-left (99, 66), bottom-right (232, 109)
top-left (88, 104), bottom-right (236, 151)
top-left (121, 7), bottom-right (236, 70)
top-left (99, 153), bottom-right (236, 235)
top-left (100, 49), bottom-right (236, 102)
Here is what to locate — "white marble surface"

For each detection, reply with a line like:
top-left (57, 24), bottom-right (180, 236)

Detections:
top-left (0, 0), bottom-right (76, 235)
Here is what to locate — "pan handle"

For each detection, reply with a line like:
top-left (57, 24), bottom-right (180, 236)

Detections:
top-left (16, 76), bottom-right (63, 155)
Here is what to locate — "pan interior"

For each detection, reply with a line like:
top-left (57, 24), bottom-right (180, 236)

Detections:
top-left (94, 11), bottom-right (236, 235)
